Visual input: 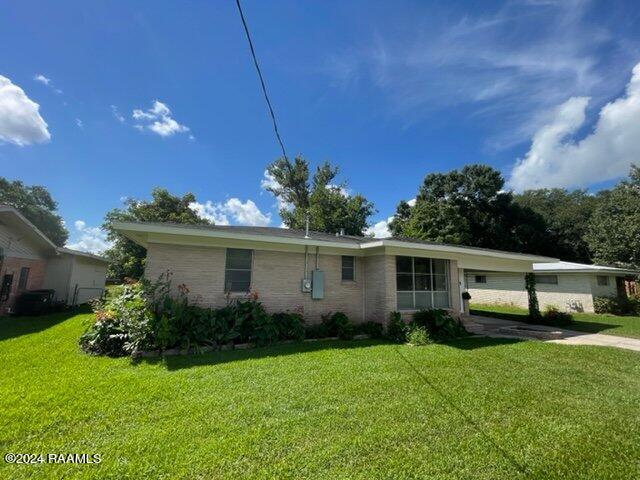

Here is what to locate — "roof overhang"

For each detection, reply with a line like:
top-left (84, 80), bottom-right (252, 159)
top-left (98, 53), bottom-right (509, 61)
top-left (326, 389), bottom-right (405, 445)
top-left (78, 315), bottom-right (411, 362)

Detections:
top-left (57, 247), bottom-right (109, 263)
top-left (112, 221), bottom-right (557, 271)
top-left (0, 205), bottom-right (59, 256)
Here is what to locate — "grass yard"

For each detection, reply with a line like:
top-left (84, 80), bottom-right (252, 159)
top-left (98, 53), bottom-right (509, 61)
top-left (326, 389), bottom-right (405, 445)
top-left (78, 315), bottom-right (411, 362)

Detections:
top-left (1, 310), bottom-right (640, 479)
top-left (471, 303), bottom-right (640, 339)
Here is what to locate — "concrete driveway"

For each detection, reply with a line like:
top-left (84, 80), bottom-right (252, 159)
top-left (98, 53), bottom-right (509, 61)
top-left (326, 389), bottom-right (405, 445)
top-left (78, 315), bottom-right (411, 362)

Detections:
top-left (464, 315), bottom-right (640, 352)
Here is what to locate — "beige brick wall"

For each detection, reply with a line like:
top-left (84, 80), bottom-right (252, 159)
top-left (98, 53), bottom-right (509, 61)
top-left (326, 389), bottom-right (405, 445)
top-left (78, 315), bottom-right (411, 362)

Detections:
top-left (145, 243), bottom-right (365, 324)
top-left (468, 272), bottom-right (601, 313)
top-left (145, 243), bottom-right (465, 325)
top-left (363, 254), bottom-right (395, 323)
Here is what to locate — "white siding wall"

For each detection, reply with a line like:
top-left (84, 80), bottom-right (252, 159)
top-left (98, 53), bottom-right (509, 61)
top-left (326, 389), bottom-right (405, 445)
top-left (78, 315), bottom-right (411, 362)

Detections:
top-left (43, 256), bottom-right (73, 302)
top-left (467, 272), bottom-right (615, 313)
top-left (69, 256), bottom-right (108, 305)
top-left (0, 224), bottom-right (44, 259)
top-left (467, 273), bottom-right (528, 308)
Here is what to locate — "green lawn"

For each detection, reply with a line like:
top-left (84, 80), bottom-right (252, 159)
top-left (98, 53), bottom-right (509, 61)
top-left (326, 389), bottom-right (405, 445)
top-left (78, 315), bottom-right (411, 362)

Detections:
top-left (471, 303), bottom-right (640, 339)
top-left (1, 311), bottom-right (640, 479)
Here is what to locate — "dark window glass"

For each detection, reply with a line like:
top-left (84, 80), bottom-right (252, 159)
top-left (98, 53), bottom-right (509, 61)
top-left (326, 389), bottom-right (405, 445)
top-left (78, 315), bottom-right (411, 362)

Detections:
top-left (596, 276), bottom-right (609, 286)
top-left (224, 249), bottom-right (252, 292)
top-left (414, 274), bottom-right (431, 291)
top-left (18, 267), bottom-right (30, 290)
top-left (414, 257), bottom-right (429, 274)
top-left (474, 275), bottom-right (487, 284)
top-left (341, 256), bottom-right (355, 281)
top-left (535, 274), bottom-right (558, 285)
top-left (396, 274), bottom-right (414, 291)
top-left (396, 256), bottom-right (413, 273)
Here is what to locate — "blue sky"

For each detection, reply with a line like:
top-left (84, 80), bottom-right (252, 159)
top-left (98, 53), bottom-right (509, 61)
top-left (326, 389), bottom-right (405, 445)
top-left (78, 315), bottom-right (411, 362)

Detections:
top-left (1, 0), bottom-right (640, 251)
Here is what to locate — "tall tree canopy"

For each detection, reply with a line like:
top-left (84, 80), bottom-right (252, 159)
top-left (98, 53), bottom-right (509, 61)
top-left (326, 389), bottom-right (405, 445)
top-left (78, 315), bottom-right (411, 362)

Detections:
top-left (103, 188), bottom-right (211, 279)
top-left (586, 165), bottom-right (640, 269)
top-left (389, 165), bottom-right (551, 254)
top-left (265, 156), bottom-right (375, 236)
top-left (0, 177), bottom-right (68, 246)
top-left (514, 189), bottom-right (600, 263)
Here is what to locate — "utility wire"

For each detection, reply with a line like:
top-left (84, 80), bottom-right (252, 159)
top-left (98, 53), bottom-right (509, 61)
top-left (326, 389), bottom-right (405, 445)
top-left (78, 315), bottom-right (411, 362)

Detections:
top-left (235, 0), bottom-right (289, 161)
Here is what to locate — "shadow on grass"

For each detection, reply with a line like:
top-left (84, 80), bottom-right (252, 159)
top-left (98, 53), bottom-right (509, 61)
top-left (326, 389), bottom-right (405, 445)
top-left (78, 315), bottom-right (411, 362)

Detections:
top-left (0, 305), bottom-right (91, 342)
top-left (132, 335), bottom-right (525, 370)
top-left (471, 309), bottom-right (625, 334)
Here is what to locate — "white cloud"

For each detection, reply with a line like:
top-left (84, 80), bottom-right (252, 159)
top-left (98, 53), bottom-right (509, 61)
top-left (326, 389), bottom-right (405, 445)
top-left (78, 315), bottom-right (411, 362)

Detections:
top-left (132, 100), bottom-right (190, 137)
top-left (33, 74), bottom-right (51, 86)
top-left (111, 105), bottom-right (125, 123)
top-left (509, 62), bottom-right (640, 190)
top-left (260, 170), bottom-right (292, 211)
top-left (0, 75), bottom-right (51, 146)
top-left (365, 217), bottom-right (393, 238)
top-left (75, 118), bottom-right (83, 128)
top-left (189, 199), bottom-right (272, 227)
top-left (66, 220), bottom-right (112, 254)
top-left (365, 198), bottom-right (415, 238)
top-left (325, 1), bottom-right (635, 149)
top-left (33, 74), bottom-right (62, 94)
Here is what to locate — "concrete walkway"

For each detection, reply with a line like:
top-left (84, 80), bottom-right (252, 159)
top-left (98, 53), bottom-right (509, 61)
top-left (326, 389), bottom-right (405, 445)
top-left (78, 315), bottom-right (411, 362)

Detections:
top-left (464, 315), bottom-right (640, 352)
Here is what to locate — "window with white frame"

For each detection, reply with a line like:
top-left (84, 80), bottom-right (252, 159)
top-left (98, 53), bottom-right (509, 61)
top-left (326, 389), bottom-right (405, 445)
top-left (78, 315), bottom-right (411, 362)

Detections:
top-left (224, 249), bottom-right (252, 293)
top-left (341, 256), bottom-right (355, 281)
top-left (475, 275), bottom-right (487, 284)
top-left (596, 275), bottom-right (609, 286)
top-left (396, 256), bottom-right (449, 310)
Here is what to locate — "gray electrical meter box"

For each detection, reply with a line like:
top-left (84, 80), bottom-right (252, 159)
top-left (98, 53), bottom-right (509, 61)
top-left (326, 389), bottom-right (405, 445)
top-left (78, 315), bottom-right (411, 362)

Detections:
top-left (301, 278), bottom-right (312, 293)
top-left (312, 269), bottom-right (324, 299)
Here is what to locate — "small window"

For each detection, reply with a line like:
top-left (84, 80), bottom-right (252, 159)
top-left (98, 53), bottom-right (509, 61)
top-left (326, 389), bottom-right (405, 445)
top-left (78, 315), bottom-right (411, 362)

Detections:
top-left (475, 275), bottom-right (487, 284)
top-left (341, 256), bottom-right (355, 281)
top-left (18, 267), bottom-right (30, 290)
top-left (597, 275), bottom-right (609, 286)
top-left (535, 274), bottom-right (558, 285)
top-left (225, 249), bottom-right (252, 293)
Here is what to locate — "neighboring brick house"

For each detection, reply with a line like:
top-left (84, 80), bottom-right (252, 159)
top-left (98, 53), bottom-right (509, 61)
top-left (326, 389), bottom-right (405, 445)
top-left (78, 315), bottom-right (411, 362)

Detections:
top-left (0, 205), bottom-right (108, 315)
top-left (113, 221), bottom-right (556, 323)
top-left (467, 261), bottom-right (638, 313)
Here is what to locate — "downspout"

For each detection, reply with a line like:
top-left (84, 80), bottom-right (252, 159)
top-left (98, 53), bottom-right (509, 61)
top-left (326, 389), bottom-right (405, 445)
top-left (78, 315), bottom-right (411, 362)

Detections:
top-left (304, 245), bottom-right (308, 279)
top-left (314, 246), bottom-right (319, 270)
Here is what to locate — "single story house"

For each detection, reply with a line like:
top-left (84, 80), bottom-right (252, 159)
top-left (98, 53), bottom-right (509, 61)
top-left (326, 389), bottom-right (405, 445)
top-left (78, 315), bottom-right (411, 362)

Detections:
top-left (113, 221), bottom-right (556, 323)
top-left (467, 261), bottom-right (639, 313)
top-left (0, 205), bottom-right (108, 315)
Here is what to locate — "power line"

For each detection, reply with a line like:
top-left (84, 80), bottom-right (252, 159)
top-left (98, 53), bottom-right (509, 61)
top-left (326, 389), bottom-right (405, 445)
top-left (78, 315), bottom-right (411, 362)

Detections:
top-left (235, 0), bottom-right (289, 161)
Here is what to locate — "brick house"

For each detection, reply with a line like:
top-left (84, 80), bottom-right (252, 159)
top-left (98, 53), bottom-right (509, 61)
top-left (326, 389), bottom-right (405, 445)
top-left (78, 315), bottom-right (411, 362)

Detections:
top-left (0, 205), bottom-right (108, 315)
top-left (113, 221), bottom-right (556, 323)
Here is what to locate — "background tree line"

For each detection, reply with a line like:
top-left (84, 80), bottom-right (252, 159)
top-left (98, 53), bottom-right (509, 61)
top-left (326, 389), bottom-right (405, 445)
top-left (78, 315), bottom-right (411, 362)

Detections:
top-left (1, 160), bottom-right (637, 280)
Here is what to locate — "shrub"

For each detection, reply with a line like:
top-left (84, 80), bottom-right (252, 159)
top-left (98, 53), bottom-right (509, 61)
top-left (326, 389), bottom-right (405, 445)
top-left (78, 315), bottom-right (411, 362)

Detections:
top-left (304, 323), bottom-right (328, 339)
top-left (412, 309), bottom-right (467, 342)
top-left (594, 296), bottom-right (639, 316)
top-left (79, 316), bottom-right (129, 357)
top-left (406, 326), bottom-right (432, 346)
top-left (356, 321), bottom-right (384, 338)
top-left (386, 311), bottom-right (407, 343)
top-left (540, 305), bottom-right (573, 327)
top-left (272, 312), bottom-right (306, 341)
top-left (320, 311), bottom-right (354, 340)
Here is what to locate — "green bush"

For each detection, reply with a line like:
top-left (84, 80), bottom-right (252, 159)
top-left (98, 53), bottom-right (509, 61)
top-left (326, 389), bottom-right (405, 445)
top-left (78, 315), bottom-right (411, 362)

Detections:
top-left (356, 321), bottom-right (384, 338)
top-left (540, 305), bottom-right (573, 327)
top-left (272, 312), bottom-right (306, 341)
top-left (412, 309), bottom-right (467, 342)
top-left (386, 311), bottom-right (407, 343)
top-left (304, 323), bottom-right (328, 339)
top-left (406, 326), bottom-right (432, 346)
top-left (320, 312), bottom-right (354, 340)
top-left (594, 296), bottom-right (639, 316)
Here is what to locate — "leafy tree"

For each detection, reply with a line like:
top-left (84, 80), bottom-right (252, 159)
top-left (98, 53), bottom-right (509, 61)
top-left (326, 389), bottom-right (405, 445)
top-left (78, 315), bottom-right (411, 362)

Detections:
top-left (586, 165), bottom-right (640, 269)
top-left (389, 165), bottom-right (551, 254)
top-left (514, 189), bottom-right (599, 263)
top-left (0, 177), bottom-right (68, 246)
top-left (103, 188), bottom-right (211, 279)
top-left (265, 156), bottom-right (375, 235)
